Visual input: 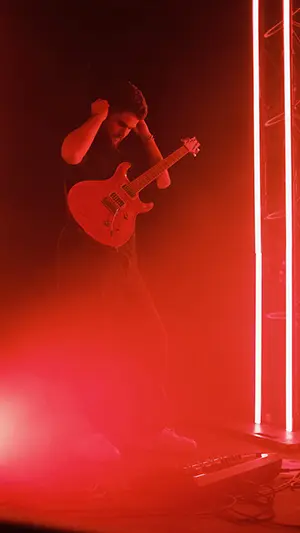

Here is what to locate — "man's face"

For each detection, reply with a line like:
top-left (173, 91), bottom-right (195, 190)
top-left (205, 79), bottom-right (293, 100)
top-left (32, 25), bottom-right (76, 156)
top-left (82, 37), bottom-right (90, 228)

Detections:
top-left (104, 111), bottom-right (139, 147)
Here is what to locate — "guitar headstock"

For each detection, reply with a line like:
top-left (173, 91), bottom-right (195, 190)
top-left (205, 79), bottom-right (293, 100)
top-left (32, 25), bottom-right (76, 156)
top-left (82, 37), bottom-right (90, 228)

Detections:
top-left (182, 137), bottom-right (200, 157)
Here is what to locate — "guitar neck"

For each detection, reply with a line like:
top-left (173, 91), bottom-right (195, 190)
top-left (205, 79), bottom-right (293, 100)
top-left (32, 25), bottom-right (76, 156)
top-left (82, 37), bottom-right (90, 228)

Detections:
top-left (130, 145), bottom-right (189, 194)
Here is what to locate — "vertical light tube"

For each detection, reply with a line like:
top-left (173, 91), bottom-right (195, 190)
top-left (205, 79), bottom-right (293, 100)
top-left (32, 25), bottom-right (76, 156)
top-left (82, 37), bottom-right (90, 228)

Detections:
top-left (253, 0), bottom-right (263, 425)
top-left (283, 0), bottom-right (293, 433)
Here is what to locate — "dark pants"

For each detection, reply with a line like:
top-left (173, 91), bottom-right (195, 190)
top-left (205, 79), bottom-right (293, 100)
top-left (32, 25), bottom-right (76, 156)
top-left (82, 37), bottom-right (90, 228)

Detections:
top-left (56, 221), bottom-right (169, 449)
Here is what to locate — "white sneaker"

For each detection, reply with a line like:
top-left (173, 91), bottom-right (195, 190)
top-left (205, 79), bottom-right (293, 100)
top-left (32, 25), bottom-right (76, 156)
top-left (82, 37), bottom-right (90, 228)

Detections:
top-left (149, 428), bottom-right (197, 455)
top-left (131, 428), bottom-right (198, 463)
top-left (75, 433), bottom-right (121, 462)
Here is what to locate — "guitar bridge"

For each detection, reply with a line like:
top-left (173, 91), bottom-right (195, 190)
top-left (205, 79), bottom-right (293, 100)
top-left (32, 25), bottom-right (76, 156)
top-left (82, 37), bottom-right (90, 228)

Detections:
top-left (102, 196), bottom-right (118, 214)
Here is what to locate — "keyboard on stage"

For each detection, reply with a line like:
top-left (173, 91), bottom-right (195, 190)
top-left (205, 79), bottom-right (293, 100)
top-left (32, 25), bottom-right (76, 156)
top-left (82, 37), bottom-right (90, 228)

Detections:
top-left (184, 452), bottom-right (282, 492)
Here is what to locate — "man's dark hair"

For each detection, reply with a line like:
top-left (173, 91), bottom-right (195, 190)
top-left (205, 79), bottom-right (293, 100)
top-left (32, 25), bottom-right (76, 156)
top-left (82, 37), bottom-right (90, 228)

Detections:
top-left (108, 81), bottom-right (148, 120)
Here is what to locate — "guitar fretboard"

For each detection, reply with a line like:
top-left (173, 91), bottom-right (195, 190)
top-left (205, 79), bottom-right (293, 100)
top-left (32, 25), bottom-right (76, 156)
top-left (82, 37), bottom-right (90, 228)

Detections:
top-left (130, 145), bottom-right (189, 194)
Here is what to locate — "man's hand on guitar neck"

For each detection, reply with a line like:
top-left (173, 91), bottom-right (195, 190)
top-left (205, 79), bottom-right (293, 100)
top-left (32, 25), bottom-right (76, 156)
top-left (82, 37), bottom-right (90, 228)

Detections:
top-left (134, 120), bottom-right (171, 189)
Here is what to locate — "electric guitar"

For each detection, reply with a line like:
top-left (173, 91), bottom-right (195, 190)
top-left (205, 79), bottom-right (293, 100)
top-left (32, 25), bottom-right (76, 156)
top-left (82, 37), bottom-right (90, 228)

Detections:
top-left (67, 137), bottom-right (200, 248)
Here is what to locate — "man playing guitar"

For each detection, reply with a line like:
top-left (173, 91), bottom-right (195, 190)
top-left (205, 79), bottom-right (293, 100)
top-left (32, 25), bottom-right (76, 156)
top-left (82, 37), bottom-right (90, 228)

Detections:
top-left (59, 81), bottom-right (199, 464)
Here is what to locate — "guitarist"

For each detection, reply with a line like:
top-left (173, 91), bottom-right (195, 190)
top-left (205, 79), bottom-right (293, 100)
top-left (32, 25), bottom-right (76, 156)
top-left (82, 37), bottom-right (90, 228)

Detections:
top-left (58, 81), bottom-right (197, 463)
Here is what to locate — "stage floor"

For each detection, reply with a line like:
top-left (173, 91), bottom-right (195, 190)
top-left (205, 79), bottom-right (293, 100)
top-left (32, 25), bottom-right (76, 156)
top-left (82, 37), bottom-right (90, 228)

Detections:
top-left (0, 427), bottom-right (299, 532)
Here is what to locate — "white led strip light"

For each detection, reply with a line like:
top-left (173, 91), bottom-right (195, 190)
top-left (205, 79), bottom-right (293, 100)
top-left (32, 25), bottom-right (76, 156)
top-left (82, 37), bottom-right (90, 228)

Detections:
top-left (253, 0), bottom-right (263, 426)
top-left (253, 0), bottom-right (294, 433)
top-left (283, 0), bottom-right (293, 433)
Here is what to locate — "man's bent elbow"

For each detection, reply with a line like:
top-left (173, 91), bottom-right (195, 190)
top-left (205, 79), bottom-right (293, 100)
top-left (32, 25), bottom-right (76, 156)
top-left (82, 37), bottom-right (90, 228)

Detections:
top-left (61, 143), bottom-right (82, 165)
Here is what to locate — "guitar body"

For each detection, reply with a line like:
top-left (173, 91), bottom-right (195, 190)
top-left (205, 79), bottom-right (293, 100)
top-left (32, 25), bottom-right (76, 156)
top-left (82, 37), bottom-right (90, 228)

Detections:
top-left (67, 162), bottom-right (153, 248)
top-left (67, 137), bottom-right (200, 248)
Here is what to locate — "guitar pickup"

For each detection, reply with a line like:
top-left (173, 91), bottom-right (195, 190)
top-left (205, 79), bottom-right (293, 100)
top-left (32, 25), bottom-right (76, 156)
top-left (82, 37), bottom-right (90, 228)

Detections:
top-left (121, 183), bottom-right (135, 198)
top-left (109, 192), bottom-right (125, 207)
